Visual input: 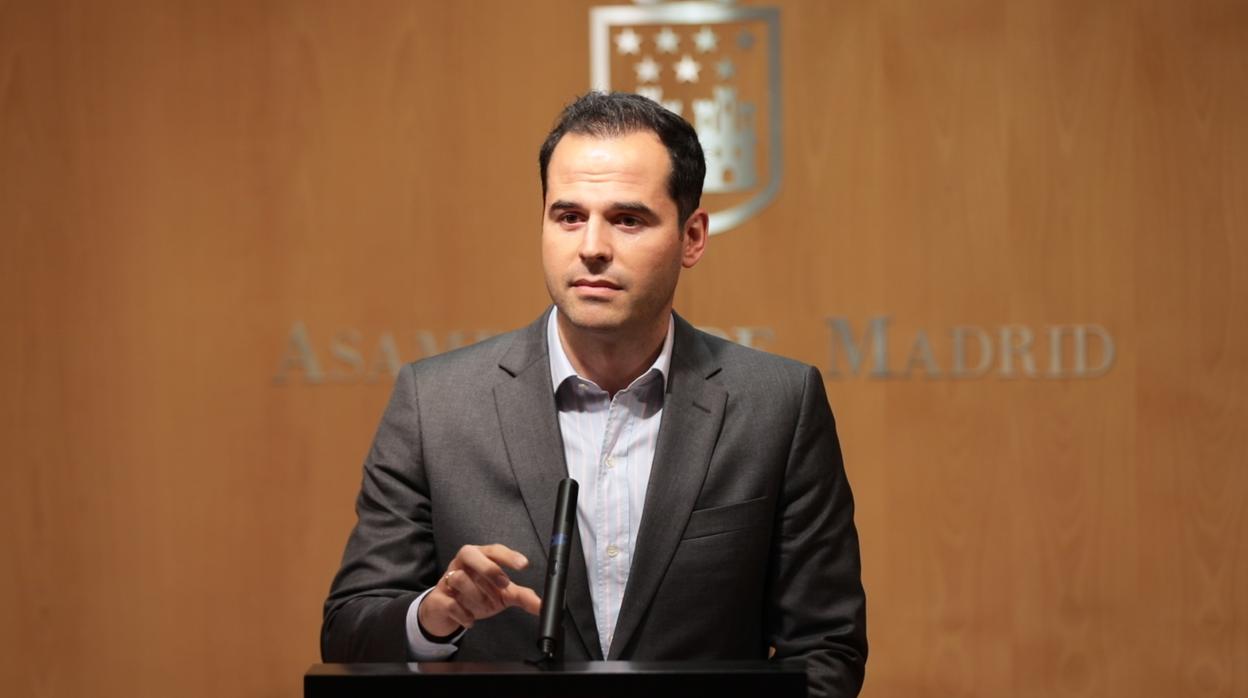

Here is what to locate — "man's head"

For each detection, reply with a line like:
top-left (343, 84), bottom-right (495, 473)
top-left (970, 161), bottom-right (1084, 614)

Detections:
top-left (539, 93), bottom-right (709, 346)
top-left (539, 92), bottom-right (706, 228)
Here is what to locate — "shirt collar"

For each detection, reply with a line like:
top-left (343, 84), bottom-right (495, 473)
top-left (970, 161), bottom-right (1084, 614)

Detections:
top-left (546, 307), bottom-right (674, 395)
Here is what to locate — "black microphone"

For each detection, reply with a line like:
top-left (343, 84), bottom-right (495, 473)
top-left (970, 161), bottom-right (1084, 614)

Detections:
top-left (537, 478), bottom-right (578, 661)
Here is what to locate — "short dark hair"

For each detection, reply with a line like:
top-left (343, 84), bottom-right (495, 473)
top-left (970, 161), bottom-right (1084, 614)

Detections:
top-left (538, 91), bottom-right (706, 227)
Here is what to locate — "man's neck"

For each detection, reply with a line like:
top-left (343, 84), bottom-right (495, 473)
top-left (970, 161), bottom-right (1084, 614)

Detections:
top-left (555, 311), bottom-right (669, 396)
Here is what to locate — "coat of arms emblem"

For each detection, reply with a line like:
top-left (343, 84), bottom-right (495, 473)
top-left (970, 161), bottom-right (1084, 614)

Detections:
top-left (590, 0), bottom-right (782, 235)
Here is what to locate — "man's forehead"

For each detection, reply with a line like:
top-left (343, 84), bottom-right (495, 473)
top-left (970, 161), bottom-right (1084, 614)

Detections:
top-left (551, 130), bottom-right (666, 163)
top-left (548, 132), bottom-right (671, 183)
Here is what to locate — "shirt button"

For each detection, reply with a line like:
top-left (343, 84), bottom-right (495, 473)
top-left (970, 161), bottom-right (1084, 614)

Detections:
top-left (606, 544), bottom-right (619, 558)
top-left (605, 456), bottom-right (615, 468)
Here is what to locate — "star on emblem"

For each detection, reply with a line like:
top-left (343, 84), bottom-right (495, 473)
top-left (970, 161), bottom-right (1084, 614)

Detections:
top-left (615, 28), bottom-right (641, 55)
top-left (693, 27), bottom-right (718, 53)
top-left (716, 57), bottom-right (735, 80)
top-left (673, 55), bottom-right (701, 84)
top-left (634, 56), bottom-right (661, 83)
top-left (655, 27), bottom-right (679, 54)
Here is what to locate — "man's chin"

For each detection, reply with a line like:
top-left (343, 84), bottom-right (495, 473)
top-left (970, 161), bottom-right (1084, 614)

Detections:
top-left (556, 302), bottom-right (625, 334)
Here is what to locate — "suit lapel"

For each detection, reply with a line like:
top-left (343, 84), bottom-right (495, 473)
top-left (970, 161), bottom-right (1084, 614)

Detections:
top-left (494, 311), bottom-right (603, 660)
top-left (608, 315), bottom-right (726, 659)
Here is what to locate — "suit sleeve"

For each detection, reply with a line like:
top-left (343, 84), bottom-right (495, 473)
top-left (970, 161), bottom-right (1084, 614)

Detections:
top-left (767, 365), bottom-right (868, 697)
top-left (321, 363), bottom-right (439, 661)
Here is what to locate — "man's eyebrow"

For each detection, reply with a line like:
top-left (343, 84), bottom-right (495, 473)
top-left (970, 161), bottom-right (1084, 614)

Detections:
top-left (611, 201), bottom-right (659, 219)
top-left (547, 200), bottom-right (660, 221)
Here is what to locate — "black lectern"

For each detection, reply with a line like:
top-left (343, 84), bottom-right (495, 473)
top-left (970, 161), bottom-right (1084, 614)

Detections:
top-left (306, 660), bottom-right (807, 698)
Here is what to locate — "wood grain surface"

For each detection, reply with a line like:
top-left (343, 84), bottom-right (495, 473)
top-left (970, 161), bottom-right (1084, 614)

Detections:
top-left (2, 1), bottom-right (1245, 696)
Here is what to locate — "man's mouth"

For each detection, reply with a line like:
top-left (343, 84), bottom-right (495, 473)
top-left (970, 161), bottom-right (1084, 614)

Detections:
top-left (571, 278), bottom-right (623, 298)
top-left (572, 278), bottom-right (622, 290)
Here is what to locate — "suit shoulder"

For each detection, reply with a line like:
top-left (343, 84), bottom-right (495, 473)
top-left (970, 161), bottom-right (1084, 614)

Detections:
top-left (403, 326), bottom-right (526, 382)
top-left (694, 327), bottom-right (818, 388)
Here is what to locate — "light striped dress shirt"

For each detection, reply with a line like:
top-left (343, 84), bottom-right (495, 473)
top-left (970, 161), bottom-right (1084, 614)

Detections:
top-left (546, 308), bottom-right (673, 656)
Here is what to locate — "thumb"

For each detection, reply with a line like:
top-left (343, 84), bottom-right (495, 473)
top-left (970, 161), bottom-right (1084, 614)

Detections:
top-left (504, 583), bottom-right (543, 616)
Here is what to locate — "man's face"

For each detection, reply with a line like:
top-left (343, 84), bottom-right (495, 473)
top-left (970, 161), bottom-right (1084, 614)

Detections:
top-left (542, 131), bottom-right (706, 340)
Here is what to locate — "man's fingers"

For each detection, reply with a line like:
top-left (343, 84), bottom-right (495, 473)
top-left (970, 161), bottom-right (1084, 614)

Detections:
top-left (433, 544), bottom-right (535, 629)
top-left (447, 566), bottom-right (501, 603)
top-left (456, 545), bottom-right (515, 589)
top-left (502, 583), bottom-right (543, 616)
top-left (447, 568), bottom-right (506, 617)
top-left (478, 544), bottom-right (529, 571)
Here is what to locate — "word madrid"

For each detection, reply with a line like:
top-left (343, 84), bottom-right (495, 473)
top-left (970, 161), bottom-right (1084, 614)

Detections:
top-left (826, 317), bottom-right (1114, 380)
top-left (273, 317), bottom-right (1113, 385)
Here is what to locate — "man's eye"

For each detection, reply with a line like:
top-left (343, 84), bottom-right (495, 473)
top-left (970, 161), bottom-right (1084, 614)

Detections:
top-left (617, 216), bottom-right (643, 229)
top-left (559, 212), bottom-right (582, 225)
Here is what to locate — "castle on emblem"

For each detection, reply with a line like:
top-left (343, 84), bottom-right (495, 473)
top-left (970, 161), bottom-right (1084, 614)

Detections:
top-left (589, 0), bottom-right (783, 234)
top-left (694, 86), bottom-right (757, 191)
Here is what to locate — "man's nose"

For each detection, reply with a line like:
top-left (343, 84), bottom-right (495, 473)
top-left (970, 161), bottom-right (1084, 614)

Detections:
top-left (578, 216), bottom-right (613, 265)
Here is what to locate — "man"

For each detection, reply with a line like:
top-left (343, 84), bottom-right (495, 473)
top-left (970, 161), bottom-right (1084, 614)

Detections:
top-left (321, 92), bottom-right (867, 697)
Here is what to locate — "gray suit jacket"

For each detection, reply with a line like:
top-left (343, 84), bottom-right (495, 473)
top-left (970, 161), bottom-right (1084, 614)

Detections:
top-left (322, 310), bottom-right (867, 697)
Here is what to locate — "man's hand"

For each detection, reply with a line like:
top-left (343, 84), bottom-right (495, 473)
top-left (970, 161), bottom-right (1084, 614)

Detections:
top-left (417, 544), bottom-right (542, 638)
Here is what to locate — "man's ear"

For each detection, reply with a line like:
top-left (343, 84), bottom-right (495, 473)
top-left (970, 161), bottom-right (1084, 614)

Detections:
top-left (681, 209), bottom-right (709, 269)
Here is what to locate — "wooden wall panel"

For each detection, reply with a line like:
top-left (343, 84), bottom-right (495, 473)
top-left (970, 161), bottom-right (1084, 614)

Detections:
top-left (1, 1), bottom-right (1245, 696)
